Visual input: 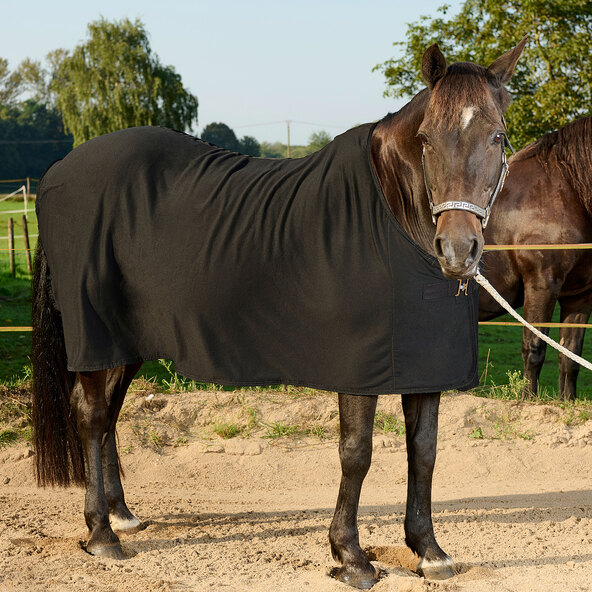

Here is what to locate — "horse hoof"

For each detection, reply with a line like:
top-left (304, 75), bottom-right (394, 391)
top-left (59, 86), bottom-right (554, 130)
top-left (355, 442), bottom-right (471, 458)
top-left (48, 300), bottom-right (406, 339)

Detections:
top-left (110, 515), bottom-right (142, 533)
top-left (330, 565), bottom-right (379, 590)
top-left (417, 556), bottom-right (455, 580)
top-left (86, 541), bottom-right (126, 560)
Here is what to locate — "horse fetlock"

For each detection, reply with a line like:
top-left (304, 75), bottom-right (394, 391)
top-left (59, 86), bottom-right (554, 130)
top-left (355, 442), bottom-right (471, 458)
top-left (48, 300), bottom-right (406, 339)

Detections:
top-left (416, 555), bottom-right (455, 580)
top-left (86, 532), bottom-right (125, 559)
top-left (110, 513), bottom-right (141, 533)
top-left (330, 562), bottom-right (379, 590)
top-left (329, 532), bottom-right (378, 589)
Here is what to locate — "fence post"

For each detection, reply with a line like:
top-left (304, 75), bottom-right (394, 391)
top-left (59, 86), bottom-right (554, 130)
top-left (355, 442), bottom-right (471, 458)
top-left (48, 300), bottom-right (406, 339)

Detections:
top-left (8, 217), bottom-right (15, 278)
top-left (22, 214), bottom-right (32, 273)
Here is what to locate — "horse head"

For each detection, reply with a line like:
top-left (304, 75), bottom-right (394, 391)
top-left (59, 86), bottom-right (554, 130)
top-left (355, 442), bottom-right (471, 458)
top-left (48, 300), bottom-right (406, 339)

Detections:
top-left (417, 37), bottom-right (527, 279)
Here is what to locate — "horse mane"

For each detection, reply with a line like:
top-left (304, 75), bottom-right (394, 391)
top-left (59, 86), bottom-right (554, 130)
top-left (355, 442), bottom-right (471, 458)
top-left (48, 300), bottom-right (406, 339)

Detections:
top-left (512, 116), bottom-right (592, 216)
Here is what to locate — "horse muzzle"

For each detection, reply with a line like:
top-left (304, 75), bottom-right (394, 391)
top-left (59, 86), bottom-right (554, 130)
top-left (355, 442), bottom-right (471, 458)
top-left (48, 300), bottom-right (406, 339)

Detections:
top-left (433, 217), bottom-right (483, 279)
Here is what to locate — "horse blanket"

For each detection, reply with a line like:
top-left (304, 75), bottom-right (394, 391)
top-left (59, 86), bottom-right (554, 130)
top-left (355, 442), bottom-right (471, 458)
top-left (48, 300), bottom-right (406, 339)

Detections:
top-left (36, 123), bottom-right (479, 395)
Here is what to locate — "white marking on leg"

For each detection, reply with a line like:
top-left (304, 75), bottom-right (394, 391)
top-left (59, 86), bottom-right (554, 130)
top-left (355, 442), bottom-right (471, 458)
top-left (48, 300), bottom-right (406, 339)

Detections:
top-left (110, 515), bottom-right (141, 531)
top-left (461, 106), bottom-right (476, 130)
top-left (418, 556), bottom-right (455, 569)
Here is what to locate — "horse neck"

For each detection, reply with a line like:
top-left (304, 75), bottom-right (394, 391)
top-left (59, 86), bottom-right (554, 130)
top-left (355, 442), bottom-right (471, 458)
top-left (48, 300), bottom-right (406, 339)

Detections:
top-left (371, 90), bottom-right (436, 255)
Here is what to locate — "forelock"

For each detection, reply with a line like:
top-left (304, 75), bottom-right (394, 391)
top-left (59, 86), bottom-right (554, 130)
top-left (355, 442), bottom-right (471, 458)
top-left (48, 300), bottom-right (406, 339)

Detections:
top-left (425, 62), bottom-right (498, 130)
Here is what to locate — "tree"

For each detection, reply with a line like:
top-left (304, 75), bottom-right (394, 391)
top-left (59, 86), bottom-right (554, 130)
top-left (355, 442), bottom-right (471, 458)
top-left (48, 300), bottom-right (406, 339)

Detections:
top-left (307, 130), bottom-right (332, 153)
top-left (15, 50), bottom-right (68, 107)
top-left (0, 58), bottom-right (22, 110)
top-left (239, 135), bottom-right (260, 156)
top-left (373, 1), bottom-right (592, 148)
top-left (0, 100), bottom-right (72, 179)
top-left (0, 58), bottom-right (72, 178)
top-left (52, 17), bottom-right (198, 146)
top-left (260, 141), bottom-right (285, 158)
top-left (201, 122), bottom-right (240, 151)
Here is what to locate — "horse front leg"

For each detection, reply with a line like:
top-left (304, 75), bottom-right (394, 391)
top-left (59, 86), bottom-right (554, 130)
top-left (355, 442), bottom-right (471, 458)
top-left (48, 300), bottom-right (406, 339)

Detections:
top-left (402, 392), bottom-right (453, 580)
top-left (71, 370), bottom-right (125, 559)
top-left (103, 363), bottom-right (143, 532)
top-left (329, 393), bottom-right (379, 590)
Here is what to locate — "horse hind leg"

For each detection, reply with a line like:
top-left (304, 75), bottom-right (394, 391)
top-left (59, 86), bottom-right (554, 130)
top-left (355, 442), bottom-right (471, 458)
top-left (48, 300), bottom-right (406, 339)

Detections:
top-left (329, 393), bottom-right (379, 590)
top-left (102, 363), bottom-right (143, 532)
top-left (521, 280), bottom-right (560, 398)
top-left (71, 369), bottom-right (124, 559)
top-left (558, 292), bottom-right (592, 400)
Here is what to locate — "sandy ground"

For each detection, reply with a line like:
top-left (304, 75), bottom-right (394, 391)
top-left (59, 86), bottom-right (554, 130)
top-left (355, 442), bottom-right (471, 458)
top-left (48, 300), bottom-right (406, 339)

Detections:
top-left (1, 389), bottom-right (591, 592)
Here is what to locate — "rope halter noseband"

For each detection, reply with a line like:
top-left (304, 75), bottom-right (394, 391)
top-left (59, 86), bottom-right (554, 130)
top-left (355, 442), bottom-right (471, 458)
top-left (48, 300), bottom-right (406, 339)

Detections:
top-left (422, 134), bottom-right (514, 229)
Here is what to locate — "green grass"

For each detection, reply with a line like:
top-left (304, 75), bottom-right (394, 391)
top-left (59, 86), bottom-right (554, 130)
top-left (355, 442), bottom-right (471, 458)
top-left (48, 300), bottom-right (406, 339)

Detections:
top-left (262, 421), bottom-right (302, 439)
top-left (478, 305), bottom-right (592, 400)
top-left (0, 429), bottom-right (19, 447)
top-left (374, 410), bottom-right (406, 436)
top-left (212, 421), bottom-right (242, 439)
top-left (0, 276), bottom-right (32, 381)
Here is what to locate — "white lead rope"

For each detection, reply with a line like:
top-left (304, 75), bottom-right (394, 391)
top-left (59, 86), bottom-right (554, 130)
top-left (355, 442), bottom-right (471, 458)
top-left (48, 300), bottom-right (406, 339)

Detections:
top-left (474, 272), bottom-right (592, 372)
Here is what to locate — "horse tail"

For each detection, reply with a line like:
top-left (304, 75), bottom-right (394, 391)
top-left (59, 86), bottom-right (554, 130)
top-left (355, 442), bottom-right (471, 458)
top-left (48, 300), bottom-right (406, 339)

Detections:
top-left (32, 239), bottom-right (85, 487)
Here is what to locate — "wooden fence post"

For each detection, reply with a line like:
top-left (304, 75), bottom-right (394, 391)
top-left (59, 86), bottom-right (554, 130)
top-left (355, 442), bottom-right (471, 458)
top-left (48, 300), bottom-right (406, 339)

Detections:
top-left (8, 218), bottom-right (15, 278)
top-left (22, 214), bottom-right (32, 273)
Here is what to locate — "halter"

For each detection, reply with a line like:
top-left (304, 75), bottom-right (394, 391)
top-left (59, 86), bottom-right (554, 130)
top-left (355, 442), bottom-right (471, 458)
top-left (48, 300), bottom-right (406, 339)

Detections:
top-left (422, 134), bottom-right (514, 229)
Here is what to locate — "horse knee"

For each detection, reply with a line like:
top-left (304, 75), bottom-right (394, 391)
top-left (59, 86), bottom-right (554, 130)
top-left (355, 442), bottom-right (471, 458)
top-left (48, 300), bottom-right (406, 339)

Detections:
top-left (339, 434), bottom-right (372, 477)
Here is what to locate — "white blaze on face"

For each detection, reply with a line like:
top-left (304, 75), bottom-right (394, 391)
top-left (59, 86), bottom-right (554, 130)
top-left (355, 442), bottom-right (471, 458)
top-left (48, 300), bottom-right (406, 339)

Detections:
top-left (461, 106), bottom-right (477, 130)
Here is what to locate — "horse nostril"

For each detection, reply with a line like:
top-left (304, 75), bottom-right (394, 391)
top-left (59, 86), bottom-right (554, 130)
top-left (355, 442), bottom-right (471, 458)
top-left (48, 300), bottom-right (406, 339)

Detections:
top-left (434, 237), bottom-right (444, 259)
top-left (469, 238), bottom-right (480, 262)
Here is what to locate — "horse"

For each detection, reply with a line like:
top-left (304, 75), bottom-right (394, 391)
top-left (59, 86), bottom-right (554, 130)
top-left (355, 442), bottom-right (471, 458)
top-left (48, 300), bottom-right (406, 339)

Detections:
top-left (31, 38), bottom-right (526, 590)
top-left (479, 116), bottom-right (592, 400)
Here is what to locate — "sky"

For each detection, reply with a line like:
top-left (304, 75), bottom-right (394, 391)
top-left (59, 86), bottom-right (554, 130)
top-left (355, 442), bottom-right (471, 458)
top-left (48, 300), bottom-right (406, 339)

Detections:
top-left (3, 0), bottom-right (464, 145)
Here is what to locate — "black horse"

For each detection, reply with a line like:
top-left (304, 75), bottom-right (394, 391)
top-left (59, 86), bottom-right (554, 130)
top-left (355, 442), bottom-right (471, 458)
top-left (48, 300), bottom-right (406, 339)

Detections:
top-left (32, 39), bottom-right (526, 589)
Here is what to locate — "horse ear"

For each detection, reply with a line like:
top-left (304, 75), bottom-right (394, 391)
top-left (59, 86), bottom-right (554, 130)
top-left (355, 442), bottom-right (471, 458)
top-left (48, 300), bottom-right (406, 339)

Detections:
top-left (487, 36), bottom-right (528, 85)
top-left (422, 44), bottom-right (447, 89)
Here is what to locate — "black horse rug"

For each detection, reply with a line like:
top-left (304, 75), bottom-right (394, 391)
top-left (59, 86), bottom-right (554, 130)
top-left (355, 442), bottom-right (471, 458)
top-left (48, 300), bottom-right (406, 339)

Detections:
top-left (36, 123), bottom-right (479, 395)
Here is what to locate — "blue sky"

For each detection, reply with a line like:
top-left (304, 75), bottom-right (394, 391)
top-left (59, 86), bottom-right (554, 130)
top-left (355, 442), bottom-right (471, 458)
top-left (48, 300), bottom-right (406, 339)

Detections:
top-left (3, 0), bottom-right (464, 144)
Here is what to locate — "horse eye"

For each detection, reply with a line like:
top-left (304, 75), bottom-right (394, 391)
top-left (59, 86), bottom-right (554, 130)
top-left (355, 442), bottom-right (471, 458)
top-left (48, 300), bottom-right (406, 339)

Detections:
top-left (494, 132), bottom-right (504, 144)
top-left (418, 133), bottom-right (430, 146)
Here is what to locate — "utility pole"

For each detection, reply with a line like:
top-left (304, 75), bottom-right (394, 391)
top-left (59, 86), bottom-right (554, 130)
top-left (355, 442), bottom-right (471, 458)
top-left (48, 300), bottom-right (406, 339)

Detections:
top-left (286, 120), bottom-right (291, 158)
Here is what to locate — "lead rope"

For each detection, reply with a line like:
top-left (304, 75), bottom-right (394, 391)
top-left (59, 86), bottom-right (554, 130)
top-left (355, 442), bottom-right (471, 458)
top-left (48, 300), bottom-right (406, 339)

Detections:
top-left (474, 272), bottom-right (592, 372)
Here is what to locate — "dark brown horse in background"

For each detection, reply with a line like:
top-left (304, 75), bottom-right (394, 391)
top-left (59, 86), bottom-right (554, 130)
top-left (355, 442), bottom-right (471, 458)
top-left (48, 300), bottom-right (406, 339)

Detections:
top-left (480, 116), bottom-right (592, 400)
top-left (32, 39), bottom-right (526, 590)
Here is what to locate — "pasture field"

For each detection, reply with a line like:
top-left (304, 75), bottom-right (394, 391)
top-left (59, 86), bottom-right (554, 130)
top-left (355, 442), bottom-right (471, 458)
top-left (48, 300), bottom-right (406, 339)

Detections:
top-left (0, 197), bottom-right (591, 398)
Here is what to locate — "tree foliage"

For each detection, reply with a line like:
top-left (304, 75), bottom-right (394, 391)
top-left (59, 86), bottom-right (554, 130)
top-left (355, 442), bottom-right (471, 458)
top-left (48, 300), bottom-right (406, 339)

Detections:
top-left (52, 17), bottom-right (198, 146)
top-left (260, 141), bottom-right (287, 158)
top-left (0, 100), bottom-right (72, 179)
top-left (307, 130), bottom-right (332, 152)
top-left (201, 122), bottom-right (240, 151)
top-left (239, 135), bottom-right (261, 156)
top-left (0, 58), bottom-right (22, 109)
top-left (201, 123), bottom-right (262, 156)
top-left (0, 58), bottom-right (72, 178)
top-left (373, 0), bottom-right (592, 148)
